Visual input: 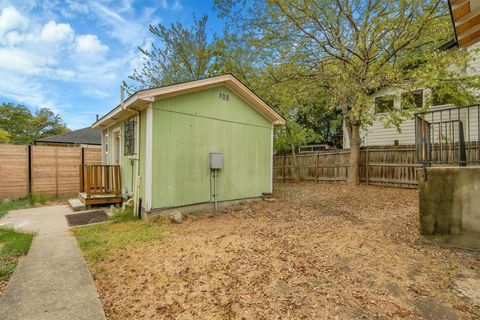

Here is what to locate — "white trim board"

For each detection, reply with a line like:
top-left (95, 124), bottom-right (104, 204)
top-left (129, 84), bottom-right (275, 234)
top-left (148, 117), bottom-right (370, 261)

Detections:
top-left (145, 104), bottom-right (153, 211)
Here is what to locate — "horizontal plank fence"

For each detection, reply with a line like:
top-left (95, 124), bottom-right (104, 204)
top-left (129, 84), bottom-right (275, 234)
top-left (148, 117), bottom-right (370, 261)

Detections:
top-left (0, 144), bottom-right (102, 200)
top-left (274, 146), bottom-right (422, 188)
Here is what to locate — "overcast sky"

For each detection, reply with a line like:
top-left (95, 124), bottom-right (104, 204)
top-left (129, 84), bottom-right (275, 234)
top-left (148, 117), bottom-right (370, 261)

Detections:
top-left (0, 0), bottom-right (223, 129)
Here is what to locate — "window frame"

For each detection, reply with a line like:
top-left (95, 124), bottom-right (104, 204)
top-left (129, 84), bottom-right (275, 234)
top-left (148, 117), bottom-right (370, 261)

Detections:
top-left (123, 118), bottom-right (136, 156)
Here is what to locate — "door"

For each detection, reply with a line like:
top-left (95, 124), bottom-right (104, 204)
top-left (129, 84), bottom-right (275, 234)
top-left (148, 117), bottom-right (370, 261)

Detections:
top-left (113, 130), bottom-right (121, 165)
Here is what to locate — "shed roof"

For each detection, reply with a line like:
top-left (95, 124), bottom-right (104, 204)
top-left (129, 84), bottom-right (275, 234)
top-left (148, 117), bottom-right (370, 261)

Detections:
top-left (92, 74), bottom-right (285, 129)
top-left (34, 127), bottom-right (101, 145)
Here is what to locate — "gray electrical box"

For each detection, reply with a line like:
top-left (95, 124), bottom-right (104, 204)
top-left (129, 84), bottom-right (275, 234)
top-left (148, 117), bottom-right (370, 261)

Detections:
top-left (209, 152), bottom-right (224, 169)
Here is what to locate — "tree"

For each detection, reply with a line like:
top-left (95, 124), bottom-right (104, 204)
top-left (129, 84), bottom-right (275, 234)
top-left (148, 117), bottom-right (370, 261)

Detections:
top-left (129, 18), bottom-right (326, 180)
top-left (126, 15), bottom-right (215, 91)
top-left (0, 103), bottom-right (69, 144)
top-left (215, 0), bottom-right (479, 185)
top-left (0, 128), bottom-right (9, 143)
top-left (31, 108), bottom-right (70, 140)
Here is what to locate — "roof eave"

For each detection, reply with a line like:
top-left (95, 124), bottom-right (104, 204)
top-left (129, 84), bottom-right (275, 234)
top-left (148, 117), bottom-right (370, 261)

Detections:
top-left (92, 74), bottom-right (285, 129)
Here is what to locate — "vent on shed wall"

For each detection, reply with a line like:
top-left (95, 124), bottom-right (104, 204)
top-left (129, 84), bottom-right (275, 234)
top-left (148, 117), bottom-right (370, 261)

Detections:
top-left (218, 92), bottom-right (229, 101)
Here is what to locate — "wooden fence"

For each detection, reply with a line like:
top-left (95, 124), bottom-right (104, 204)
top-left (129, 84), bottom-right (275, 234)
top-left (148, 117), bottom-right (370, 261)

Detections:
top-left (273, 146), bottom-right (422, 188)
top-left (0, 144), bottom-right (102, 200)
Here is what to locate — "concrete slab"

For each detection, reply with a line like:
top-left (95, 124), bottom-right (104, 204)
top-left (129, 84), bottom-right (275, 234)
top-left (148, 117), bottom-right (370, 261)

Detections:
top-left (0, 205), bottom-right (106, 320)
top-left (68, 198), bottom-right (86, 212)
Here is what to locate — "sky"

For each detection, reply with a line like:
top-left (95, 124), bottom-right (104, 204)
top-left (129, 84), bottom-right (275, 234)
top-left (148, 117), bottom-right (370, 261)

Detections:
top-left (0, 0), bottom-right (224, 129)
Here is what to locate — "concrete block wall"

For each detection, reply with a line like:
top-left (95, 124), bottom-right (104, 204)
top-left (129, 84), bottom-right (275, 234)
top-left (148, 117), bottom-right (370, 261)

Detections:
top-left (419, 167), bottom-right (480, 235)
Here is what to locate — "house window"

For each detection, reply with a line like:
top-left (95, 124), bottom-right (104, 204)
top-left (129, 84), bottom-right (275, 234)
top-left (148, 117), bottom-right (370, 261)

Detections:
top-left (375, 95), bottom-right (394, 113)
top-left (401, 90), bottom-right (423, 109)
top-left (104, 132), bottom-right (108, 157)
top-left (124, 118), bottom-right (136, 156)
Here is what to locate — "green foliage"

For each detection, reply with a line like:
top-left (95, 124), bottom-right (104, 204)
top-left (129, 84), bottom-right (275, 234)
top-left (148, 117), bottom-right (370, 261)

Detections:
top-left (274, 122), bottom-right (319, 154)
top-left (0, 227), bottom-right (34, 280)
top-left (0, 198), bottom-right (33, 219)
top-left (0, 128), bottom-right (9, 143)
top-left (0, 195), bottom-right (55, 219)
top-left (73, 220), bottom-right (163, 262)
top-left (126, 15), bottom-right (215, 92)
top-left (109, 206), bottom-right (136, 223)
top-left (215, 0), bottom-right (479, 131)
top-left (0, 103), bottom-right (69, 144)
top-left (26, 194), bottom-right (48, 206)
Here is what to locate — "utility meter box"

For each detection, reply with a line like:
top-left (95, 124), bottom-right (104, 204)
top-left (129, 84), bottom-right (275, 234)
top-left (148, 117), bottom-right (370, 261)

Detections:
top-left (209, 152), bottom-right (224, 169)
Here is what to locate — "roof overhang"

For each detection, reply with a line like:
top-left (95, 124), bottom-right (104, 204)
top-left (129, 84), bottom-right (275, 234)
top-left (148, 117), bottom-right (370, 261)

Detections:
top-left (450, 0), bottom-right (480, 48)
top-left (92, 74), bottom-right (285, 129)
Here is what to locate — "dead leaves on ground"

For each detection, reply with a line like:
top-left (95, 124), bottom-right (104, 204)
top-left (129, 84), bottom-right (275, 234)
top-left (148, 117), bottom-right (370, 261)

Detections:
top-left (87, 183), bottom-right (479, 319)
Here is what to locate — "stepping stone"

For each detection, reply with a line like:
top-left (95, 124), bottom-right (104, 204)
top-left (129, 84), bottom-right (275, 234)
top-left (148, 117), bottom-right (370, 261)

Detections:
top-left (68, 198), bottom-right (85, 212)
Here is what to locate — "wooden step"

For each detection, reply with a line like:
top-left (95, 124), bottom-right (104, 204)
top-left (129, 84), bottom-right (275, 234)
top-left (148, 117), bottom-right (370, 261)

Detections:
top-left (456, 6), bottom-right (480, 35)
top-left (68, 198), bottom-right (86, 212)
top-left (452, 0), bottom-right (471, 20)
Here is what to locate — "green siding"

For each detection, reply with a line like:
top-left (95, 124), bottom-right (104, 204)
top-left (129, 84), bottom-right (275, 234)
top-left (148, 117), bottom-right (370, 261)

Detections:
top-left (151, 86), bottom-right (272, 209)
top-left (138, 110), bottom-right (146, 202)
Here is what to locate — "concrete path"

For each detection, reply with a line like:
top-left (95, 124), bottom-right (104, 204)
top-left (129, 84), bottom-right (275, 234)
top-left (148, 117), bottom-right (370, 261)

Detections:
top-left (0, 205), bottom-right (106, 320)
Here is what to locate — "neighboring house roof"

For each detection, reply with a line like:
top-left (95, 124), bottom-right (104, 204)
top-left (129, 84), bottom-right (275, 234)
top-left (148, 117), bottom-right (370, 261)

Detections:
top-left (92, 74), bottom-right (285, 129)
top-left (449, 0), bottom-right (480, 48)
top-left (34, 127), bottom-right (101, 145)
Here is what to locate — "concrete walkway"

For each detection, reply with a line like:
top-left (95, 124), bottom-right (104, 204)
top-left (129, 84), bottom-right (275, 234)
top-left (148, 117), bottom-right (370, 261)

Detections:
top-left (0, 205), bottom-right (106, 320)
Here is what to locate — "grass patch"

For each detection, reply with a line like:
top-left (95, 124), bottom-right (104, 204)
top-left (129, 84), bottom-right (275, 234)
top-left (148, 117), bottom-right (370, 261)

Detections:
top-left (73, 208), bottom-right (163, 262)
top-left (108, 206), bottom-right (137, 223)
top-left (0, 198), bottom-right (33, 220)
top-left (0, 227), bottom-right (34, 281)
top-left (0, 195), bottom-right (68, 220)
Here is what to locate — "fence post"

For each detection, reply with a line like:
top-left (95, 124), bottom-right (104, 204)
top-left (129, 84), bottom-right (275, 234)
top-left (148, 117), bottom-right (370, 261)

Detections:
top-left (315, 152), bottom-right (319, 183)
top-left (283, 155), bottom-right (286, 182)
top-left (55, 148), bottom-right (59, 197)
top-left (27, 145), bottom-right (32, 195)
top-left (79, 165), bottom-right (84, 193)
top-left (365, 148), bottom-right (369, 185)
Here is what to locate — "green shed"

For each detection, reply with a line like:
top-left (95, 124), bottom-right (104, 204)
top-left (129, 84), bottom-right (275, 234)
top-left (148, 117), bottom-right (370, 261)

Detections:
top-left (92, 74), bottom-right (285, 217)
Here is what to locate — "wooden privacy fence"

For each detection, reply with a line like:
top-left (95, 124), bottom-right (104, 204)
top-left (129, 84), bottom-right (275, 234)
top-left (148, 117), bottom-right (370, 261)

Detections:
top-left (0, 144), bottom-right (102, 200)
top-left (273, 146), bottom-right (422, 188)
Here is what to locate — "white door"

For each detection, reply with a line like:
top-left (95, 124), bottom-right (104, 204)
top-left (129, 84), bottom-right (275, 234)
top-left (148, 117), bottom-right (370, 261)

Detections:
top-left (113, 130), bottom-right (121, 165)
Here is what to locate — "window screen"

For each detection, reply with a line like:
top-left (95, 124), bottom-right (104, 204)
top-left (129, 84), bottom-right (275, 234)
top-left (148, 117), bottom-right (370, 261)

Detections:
top-left (124, 118), bottom-right (136, 156)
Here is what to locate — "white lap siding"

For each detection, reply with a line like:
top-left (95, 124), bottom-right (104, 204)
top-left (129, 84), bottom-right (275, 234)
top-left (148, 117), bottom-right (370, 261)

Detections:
top-left (343, 105), bottom-right (480, 147)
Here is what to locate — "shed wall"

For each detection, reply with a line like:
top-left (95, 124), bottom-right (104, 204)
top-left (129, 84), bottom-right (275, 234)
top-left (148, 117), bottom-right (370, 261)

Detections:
top-left (151, 86), bottom-right (272, 209)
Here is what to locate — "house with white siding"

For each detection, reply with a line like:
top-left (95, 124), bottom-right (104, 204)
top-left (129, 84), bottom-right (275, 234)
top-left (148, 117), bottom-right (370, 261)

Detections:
top-left (343, 43), bottom-right (480, 148)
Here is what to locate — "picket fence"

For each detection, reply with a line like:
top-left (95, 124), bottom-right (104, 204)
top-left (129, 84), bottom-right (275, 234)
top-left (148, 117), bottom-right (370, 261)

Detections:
top-left (273, 146), bottom-right (421, 188)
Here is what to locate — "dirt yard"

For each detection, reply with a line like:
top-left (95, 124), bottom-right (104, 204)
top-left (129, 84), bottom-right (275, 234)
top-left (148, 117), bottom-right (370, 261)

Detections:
top-left (85, 183), bottom-right (480, 319)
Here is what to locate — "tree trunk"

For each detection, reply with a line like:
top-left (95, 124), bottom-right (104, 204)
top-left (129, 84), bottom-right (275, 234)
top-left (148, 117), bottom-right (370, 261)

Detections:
top-left (290, 141), bottom-right (300, 182)
top-left (286, 125), bottom-right (300, 181)
top-left (348, 122), bottom-right (361, 186)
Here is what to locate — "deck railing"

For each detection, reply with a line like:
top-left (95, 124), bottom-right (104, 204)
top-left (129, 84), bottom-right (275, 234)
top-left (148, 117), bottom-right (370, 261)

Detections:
top-left (79, 165), bottom-right (121, 196)
top-left (414, 104), bottom-right (480, 165)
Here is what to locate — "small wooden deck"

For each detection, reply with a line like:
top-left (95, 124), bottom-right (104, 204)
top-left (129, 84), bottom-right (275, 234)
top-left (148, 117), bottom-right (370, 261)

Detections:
top-left (79, 165), bottom-right (122, 207)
